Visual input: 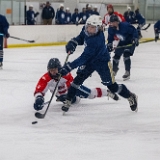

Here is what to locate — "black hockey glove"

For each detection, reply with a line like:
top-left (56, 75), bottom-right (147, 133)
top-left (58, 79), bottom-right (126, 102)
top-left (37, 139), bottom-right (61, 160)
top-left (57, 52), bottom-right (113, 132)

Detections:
top-left (66, 39), bottom-right (78, 54)
top-left (5, 33), bottom-right (10, 38)
top-left (59, 62), bottom-right (72, 76)
top-left (34, 95), bottom-right (44, 111)
top-left (132, 38), bottom-right (139, 46)
top-left (107, 43), bottom-right (113, 52)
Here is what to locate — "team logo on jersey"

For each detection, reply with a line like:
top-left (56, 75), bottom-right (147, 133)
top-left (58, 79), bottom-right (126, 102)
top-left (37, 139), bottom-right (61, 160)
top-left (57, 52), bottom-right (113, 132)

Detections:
top-left (61, 13), bottom-right (65, 19)
top-left (79, 65), bottom-right (86, 70)
top-left (83, 15), bottom-right (86, 20)
top-left (116, 34), bottom-right (125, 41)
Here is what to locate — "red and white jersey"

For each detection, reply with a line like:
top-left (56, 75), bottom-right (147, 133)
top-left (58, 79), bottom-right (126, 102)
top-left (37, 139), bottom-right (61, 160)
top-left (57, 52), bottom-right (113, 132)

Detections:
top-left (34, 72), bottom-right (73, 97)
top-left (103, 11), bottom-right (125, 26)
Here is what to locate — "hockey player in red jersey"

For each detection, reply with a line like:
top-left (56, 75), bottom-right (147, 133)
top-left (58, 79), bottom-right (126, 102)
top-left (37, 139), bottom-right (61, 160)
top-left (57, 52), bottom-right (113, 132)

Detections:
top-left (33, 58), bottom-right (119, 111)
top-left (103, 4), bottom-right (125, 26)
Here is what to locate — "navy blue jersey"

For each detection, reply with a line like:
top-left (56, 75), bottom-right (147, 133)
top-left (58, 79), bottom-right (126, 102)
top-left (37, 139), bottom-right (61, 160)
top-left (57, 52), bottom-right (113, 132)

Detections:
top-left (65, 12), bottom-right (71, 24)
top-left (108, 22), bottom-right (138, 46)
top-left (0, 14), bottom-right (9, 36)
top-left (154, 20), bottom-right (160, 30)
top-left (86, 10), bottom-right (93, 17)
top-left (69, 27), bottom-right (110, 69)
top-left (26, 10), bottom-right (38, 25)
top-left (135, 12), bottom-right (145, 25)
top-left (56, 9), bottom-right (66, 24)
top-left (71, 13), bottom-right (80, 24)
top-left (92, 11), bottom-right (99, 15)
top-left (79, 12), bottom-right (89, 24)
top-left (124, 11), bottom-right (135, 24)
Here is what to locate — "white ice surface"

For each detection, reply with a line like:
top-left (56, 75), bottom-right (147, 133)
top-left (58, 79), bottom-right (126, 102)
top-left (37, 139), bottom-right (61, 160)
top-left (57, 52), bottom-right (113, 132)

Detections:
top-left (0, 42), bottom-right (160, 160)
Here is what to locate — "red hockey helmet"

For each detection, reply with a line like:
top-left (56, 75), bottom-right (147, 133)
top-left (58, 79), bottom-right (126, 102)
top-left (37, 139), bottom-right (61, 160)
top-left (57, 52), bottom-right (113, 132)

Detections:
top-left (107, 4), bottom-right (113, 10)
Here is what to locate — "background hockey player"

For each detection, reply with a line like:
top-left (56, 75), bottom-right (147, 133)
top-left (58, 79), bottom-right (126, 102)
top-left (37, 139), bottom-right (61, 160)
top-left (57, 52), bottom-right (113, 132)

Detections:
top-left (0, 14), bottom-right (10, 69)
top-left (103, 4), bottom-right (125, 27)
top-left (71, 8), bottom-right (80, 25)
top-left (33, 58), bottom-right (119, 111)
top-left (26, 5), bottom-right (39, 25)
top-left (107, 14), bottom-right (139, 80)
top-left (123, 6), bottom-right (135, 24)
top-left (154, 20), bottom-right (160, 42)
top-left (134, 8), bottom-right (146, 39)
top-left (79, 8), bottom-right (89, 24)
top-left (59, 15), bottom-right (138, 113)
top-left (65, 7), bottom-right (71, 24)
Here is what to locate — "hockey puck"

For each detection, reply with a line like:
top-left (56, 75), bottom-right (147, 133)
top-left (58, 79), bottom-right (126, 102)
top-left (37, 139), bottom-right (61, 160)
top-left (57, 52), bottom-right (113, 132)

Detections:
top-left (32, 121), bottom-right (38, 125)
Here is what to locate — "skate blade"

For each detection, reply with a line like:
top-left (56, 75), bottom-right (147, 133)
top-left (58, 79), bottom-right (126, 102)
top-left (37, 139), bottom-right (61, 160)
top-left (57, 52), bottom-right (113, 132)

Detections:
top-left (123, 76), bottom-right (130, 81)
top-left (135, 107), bottom-right (138, 112)
top-left (135, 96), bottom-right (138, 112)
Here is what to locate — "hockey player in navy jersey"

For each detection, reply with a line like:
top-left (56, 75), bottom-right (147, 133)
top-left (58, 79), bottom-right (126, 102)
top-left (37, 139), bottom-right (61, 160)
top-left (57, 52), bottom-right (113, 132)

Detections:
top-left (107, 14), bottom-right (139, 80)
top-left (71, 8), bottom-right (80, 24)
top-left (65, 8), bottom-right (71, 24)
top-left (0, 14), bottom-right (9, 69)
top-left (59, 15), bottom-right (138, 113)
top-left (123, 7), bottom-right (135, 24)
top-left (134, 8), bottom-right (146, 39)
top-left (154, 20), bottom-right (160, 42)
top-left (55, 4), bottom-right (65, 24)
top-left (26, 5), bottom-right (39, 25)
top-left (79, 8), bottom-right (89, 24)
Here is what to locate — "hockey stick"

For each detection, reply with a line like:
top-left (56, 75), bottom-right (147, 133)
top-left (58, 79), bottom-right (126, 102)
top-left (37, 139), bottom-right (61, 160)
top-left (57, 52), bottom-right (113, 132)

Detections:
top-left (116, 43), bottom-right (132, 49)
top-left (76, 18), bottom-right (82, 26)
top-left (35, 53), bottom-right (70, 119)
top-left (141, 23), bottom-right (151, 30)
top-left (10, 36), bottom-right (35, 43)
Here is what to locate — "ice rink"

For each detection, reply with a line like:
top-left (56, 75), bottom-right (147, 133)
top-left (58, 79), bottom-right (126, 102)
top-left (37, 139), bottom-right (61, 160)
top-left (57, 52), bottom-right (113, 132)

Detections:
top-left (0, 42), bottom-right (160, 160)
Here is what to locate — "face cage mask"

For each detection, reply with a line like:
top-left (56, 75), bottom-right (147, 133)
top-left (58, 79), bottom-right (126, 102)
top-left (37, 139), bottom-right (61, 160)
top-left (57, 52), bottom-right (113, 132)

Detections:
top-left (84, 24), bottom-right (99, 36)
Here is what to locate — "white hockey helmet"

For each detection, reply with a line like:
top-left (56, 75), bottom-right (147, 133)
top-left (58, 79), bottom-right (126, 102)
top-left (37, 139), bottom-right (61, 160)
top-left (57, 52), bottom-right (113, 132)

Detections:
top-left (127, 6), bottom-right (131, 11)
top-left (66, 7), bottom-right (70, 11)
top-left (60, 4), bottom-right (64, 8)
top-left (86, 15), bottom-right (102, 27)
top-left (29, 4), bottom-right (33, 8)
top-left (85, 15), bottom-right (102, 36)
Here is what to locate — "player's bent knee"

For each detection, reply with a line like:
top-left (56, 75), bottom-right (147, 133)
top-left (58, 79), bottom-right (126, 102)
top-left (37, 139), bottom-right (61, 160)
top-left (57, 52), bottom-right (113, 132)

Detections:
top-left (113, 54), bottom-right (121, 60)
top-left (123, 50), bottom-right (131, 57)
top-left (73, 75), bottom-right (86, 85)
top-left (107, 82), bottom-right (119, 93)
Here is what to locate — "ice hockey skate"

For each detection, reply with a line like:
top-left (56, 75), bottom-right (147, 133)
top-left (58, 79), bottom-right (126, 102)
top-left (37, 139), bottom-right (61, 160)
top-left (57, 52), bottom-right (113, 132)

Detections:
top-left (122, 71), bottom-right (130, 81)
top-left (0, 62), bottom-right (3, 69)
top-left (61, 100), bottom-right (71, 112)
top-left (128, 93), bottom-right (138, 112)
top-left (155, 35), bottom-right (159, 42)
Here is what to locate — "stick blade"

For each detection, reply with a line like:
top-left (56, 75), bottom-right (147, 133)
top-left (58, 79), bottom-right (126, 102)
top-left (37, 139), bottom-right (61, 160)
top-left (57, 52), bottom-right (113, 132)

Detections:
top-left (28, 40), bottom-right (35, 43)
top-left (35, 112), bottom-right (45, 119)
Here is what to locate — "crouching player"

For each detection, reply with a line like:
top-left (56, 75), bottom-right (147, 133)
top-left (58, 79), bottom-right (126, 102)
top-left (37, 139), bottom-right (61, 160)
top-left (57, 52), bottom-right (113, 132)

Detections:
top-left (33, 58), bottom-right (119, 111)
